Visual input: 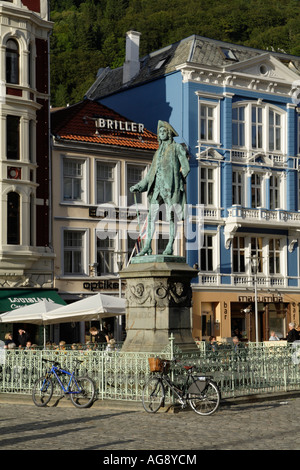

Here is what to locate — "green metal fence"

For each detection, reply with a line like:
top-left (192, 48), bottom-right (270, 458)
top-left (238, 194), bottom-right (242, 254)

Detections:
top-left (1, 340), bottom-right (300, 402)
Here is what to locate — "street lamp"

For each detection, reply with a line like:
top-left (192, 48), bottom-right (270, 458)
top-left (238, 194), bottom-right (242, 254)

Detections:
top-left (115, 251), bottom-right (127, 342)
top-left (250, 255), bottom-right (259, 343)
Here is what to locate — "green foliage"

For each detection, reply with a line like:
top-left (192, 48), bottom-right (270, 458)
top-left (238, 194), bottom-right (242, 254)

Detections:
top-left (49, 0), bottom-right (300, 107)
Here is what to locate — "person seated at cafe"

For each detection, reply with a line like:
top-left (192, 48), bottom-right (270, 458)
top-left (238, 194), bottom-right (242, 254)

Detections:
top-left (89, 326), bottom-right (109, 344)
top-left (269, 331), bottom-right (280, 341)
top-left (287, 323), bottom-right (300, 343)
top-left (4, 332), bottom-right (14, 349)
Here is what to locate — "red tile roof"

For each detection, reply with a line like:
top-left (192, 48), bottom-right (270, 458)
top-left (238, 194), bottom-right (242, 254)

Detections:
top-left (51, 99), bottom-right (158, 151)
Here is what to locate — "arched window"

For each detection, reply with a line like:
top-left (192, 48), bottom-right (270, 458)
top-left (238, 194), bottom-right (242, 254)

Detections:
top-left (6, 39), bottom-right (19, 84)
top-left (7, 192), bottom-right (20, 245)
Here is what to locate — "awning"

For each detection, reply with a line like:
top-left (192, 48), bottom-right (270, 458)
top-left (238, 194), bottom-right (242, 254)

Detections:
top-left (0, 289), bottom-right (66, 312)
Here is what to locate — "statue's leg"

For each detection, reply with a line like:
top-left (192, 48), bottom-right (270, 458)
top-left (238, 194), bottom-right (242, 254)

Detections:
top-left (137, 203), bottom-right (159, 256)
top-left (163, 207), bottom-right (175, 255)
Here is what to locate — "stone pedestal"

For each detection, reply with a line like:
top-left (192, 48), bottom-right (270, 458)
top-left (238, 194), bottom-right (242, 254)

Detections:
top-left (120, 255), bottom-right (198, 352)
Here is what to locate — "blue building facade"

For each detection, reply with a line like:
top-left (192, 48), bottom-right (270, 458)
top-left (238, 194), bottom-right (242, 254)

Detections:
top-left (86, 33), bottom-right (300, 342)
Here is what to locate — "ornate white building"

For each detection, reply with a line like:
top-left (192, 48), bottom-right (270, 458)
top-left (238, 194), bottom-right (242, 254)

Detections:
top-left (0, 1), bottom-right (63, 343)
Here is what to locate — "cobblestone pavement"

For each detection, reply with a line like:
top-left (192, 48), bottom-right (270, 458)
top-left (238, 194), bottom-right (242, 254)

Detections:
top-left (0, 394), bottom-right (300, 451)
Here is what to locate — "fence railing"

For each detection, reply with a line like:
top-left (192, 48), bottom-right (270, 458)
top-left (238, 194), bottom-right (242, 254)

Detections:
top-left (1, 339), bottom-right (300, 402)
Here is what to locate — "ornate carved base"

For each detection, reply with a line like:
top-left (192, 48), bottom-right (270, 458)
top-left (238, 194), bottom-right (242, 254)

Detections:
top-left (120, 256), bottom-right (198, 352)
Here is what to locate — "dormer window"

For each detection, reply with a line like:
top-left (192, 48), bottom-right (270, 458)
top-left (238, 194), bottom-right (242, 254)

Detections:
top-left (221, 47), bottom-right (238, 61)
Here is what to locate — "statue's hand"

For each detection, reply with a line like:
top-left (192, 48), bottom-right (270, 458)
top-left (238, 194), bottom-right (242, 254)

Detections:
top-left (130, 184), bottom-right (140, 193)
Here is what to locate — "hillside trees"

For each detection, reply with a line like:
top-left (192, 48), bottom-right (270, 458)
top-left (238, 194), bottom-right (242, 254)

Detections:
top-left (49, 0), bottom-right (300, 107)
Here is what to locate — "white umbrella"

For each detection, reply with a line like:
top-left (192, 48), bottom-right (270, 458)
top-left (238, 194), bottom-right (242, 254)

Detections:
top-left (44, 293), bottom-right (126, 324)
top-left (0, 300), bottom-right (64, 346)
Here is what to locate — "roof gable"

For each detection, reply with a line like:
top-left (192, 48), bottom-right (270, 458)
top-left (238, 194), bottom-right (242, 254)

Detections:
top-left (224, 53), bottom-right (300, 83)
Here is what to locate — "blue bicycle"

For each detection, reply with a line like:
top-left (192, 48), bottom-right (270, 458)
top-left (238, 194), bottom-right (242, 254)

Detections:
top-left (32, 358), bottom-right (95, 408)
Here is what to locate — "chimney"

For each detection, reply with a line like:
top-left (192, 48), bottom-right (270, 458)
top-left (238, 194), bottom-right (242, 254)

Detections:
top-left (123, 31), bottom-right (141, 84)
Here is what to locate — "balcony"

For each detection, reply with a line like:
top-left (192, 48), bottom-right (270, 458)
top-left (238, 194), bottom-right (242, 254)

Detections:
top-left (194, 272), bottom-right (296, 289)
top-left (227, 205), bottom-right (300, 229)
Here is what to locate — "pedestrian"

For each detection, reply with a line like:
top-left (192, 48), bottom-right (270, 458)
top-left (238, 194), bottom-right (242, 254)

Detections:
top-left (269, 331), bottom-right (280, 341)
top-left (287, 323), bottom-right (300, 343)
top-left (17, 329), bottom-right (30, 348)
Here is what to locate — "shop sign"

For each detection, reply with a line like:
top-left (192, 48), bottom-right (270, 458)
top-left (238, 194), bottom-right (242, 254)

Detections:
top-left (96, 118), bottom-right (144, 133)
top-left (238, 295), bottom-right (283, 303)
top-left (83, 280), bottom-right (125, 292)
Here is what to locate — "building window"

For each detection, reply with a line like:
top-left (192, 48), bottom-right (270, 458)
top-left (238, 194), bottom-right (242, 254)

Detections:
top-left (269, 238), bottom-right (281, 275)
top-left (251, 106), bottom-right (263, 149)
top-left (6, 39), bottom-right (19, 84)
top-left (251, 173), bottom-right (262, 208)
top-left (200, 104), bottom-right (215, 142)
top-left (232, 106), bottom-right (245, 147)
top-left (200, 234), bottom-right (214, 271)
top-left (63, 230), bottom-right (85, 274)
top-left (127, 165), bottom-right (144, 206)
top-left (97, 236), bottom-right (115, 274)
top-left (298, 117), bottom-right (300, 155)
top-left (269, 109), bottom-right (281, 152)
top-left (232, 170), bottom-right (243, 205)
top-left (232, 237), bottom-right (245, 273)
top-left (7, 192), bottom-right (20, 245)
top-left (270, 174), bottom-right (280, 210)
top-left (96, 162), bottom-right (115, 204)
top-left (63, 158), bottom-right (84, 201)
top-left (250, 237), bottom-right (263, 273)
top-left (200, 167), bottom-right (214, 205)
top-left (7, 115), bottom-right (20, 160)
top-left (233, 103), bottom-right (284, 155)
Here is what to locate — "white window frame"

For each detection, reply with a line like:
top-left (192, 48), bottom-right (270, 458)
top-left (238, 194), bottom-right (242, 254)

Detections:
top-left (251, 172), bottom-right (263, 208)
top-left (199, 165), bottom-right (218, 207)
top-left (298, 116), bottom-right (300, 156)
top-left (198, 99), bottom-right (221, 145)
top-left (232, 169), bottom-right (244, 205)
top-left (269, 173), bottom-right (281, 210)
top-left (95, 160), bottom-right (119, 205)
top-left (61, 155), bottom-right (88, 204)
top-left (232, 236), bottom-right (245, 274)
top-left (62, 228), bottom-right (88, 276)
top-left (125, 163), bottom-right (147, 208)
top-left (96, 233), bottom-right (116, 275)
top-left (232, 102), bottom-right (286, 156)
top-left (200, 233), bottom-right (216, 272)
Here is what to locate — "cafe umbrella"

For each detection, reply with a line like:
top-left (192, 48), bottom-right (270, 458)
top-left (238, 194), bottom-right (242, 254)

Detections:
top-left (0, 300), bottom-right (64, 346)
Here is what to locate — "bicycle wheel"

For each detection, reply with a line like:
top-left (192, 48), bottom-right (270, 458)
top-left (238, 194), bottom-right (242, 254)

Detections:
top-left (70, 376), bottom-right (95, 408)
top-left (32, 376), bottom-right (53, 407)
top-left (188, 380), bottom-right (220, 416)
top-left (142, 377), bottom-right (164, 413)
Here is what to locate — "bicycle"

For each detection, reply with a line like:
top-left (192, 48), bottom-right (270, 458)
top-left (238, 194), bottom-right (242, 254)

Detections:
top-left (32, 358), bottom-right (95, 408)
top-left (142, 357), bottom-right (220, 416)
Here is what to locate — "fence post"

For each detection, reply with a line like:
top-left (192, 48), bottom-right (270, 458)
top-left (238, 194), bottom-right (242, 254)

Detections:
top-left (169, 333), bottom-right (174, 360)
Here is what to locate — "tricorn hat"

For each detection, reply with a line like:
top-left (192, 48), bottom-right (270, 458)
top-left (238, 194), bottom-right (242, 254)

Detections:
top-left (157, 120), bottom-right (178, 137)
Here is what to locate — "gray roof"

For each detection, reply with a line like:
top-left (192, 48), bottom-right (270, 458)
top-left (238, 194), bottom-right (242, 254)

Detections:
top-left (85, 35), bottom-right (300, 100)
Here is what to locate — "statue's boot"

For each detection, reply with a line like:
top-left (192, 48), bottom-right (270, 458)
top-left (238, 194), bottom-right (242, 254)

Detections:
top-left (163, 220), bottom-right (175, 255)
top-left (137, 243), bottom-right (152, 256)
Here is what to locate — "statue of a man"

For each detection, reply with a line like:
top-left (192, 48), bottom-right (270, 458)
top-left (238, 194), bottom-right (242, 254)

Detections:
top-left (130, 120), bottom-right (190, 256)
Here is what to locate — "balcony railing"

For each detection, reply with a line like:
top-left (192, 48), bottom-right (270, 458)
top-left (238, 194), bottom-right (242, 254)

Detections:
top-left (194, 273), bottom-right (295, 288)
top-left (227, 206), bottom-right (300, 227)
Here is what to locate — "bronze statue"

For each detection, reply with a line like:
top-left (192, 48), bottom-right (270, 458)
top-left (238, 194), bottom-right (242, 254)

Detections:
top-left (130, 120), bottom-right (190, 256)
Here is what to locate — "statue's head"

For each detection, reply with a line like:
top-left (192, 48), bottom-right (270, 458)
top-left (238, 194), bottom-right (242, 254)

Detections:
top-left (157, 120), bottom-right (178, 144)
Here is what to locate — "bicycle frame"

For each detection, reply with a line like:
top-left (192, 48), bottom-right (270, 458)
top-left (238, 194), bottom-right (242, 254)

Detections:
top-left (157, 363), bottom-right (212, 406)
top-left (45, 365), bottom-right (81, 395)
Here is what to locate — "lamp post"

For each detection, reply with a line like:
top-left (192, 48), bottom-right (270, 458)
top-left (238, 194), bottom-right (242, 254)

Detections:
top-left (251, 255), bottom-right (259, 343)
top-left (116, 251), bottom-right (127, 342)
